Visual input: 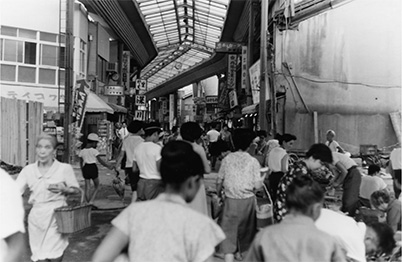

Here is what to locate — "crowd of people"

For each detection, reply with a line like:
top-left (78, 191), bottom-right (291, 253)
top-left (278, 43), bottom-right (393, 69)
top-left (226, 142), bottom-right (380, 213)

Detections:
top-left (1, 121), bottom-right (401, 262)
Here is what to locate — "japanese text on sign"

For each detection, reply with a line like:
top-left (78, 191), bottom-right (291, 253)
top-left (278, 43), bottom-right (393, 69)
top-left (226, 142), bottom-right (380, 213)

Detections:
top-left (122, 51), bottom-right (130, 93)
top-left (135, 79), bottom-right (147, 91)
top-left (215, 42), bottom-right (243, 53)
top-left (229, 90), bottom-right (238, 109)
top-left (241, 46), bottom-right (248, 90)
top-left (135, 95), bottom-right (146, 106)
top-left (135, 110), bottom-right (145, 120)
top-left (227, 54), bottom-right (237, 90)
top-left (205, 96), bottom-right (218, 104)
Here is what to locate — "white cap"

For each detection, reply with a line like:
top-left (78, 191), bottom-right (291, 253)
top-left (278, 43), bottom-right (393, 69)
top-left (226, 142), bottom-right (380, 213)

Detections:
top-left (87, 133), bottom-right (100, 142)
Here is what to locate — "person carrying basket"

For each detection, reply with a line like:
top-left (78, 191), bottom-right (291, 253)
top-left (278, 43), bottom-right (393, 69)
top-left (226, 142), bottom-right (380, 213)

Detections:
top-left (16, 134), bottom-right (80, 262)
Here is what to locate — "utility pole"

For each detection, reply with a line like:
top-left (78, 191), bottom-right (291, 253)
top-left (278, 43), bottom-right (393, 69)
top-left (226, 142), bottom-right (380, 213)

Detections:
top-left (246, 0), bottom-right (255, 106)
top-left (259, 0), bottom-right (269, 131)
top-left (63, 0), bottom-right (74, 163)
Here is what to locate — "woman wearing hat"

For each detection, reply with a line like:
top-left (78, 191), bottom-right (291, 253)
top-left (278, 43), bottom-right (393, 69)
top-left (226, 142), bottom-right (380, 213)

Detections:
top-left (79, 133), bottom-right (114, 206)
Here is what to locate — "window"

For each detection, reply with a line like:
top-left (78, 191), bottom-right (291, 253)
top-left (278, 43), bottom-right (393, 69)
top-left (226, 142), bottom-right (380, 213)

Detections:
top-left (97, 56), bottom-right (107, 83)
top-left (0, 64), bottom-right (16, 81)
top-left (18, 66), bottom-right (36, 83)
top-left (24, 42), bottom-right (36, 64)
top-left (79, 40), bottom-right (86, 75)
top-left (19, 29), bottom-right (36, 39)
top-left (1, 26), bottom-right (17, 37)
top-left (3, 39), bottom-right (19, 62)
top-left (41, 44), bottom-right (57, 66)
top-left (40, 32), bottom-right (57, 42)
top-left (59, 69), bottom-right (65, 86)
top-left (59, 46), bottom-right (66, 68)
top-left (39, 68), bottom-right (56, 84)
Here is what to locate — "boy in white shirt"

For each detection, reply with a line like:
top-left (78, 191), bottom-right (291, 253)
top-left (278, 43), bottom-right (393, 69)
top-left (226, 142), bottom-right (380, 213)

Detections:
top-left (133, 122), bottom-right (164, 201)
top-left (92, 141), bottom-right (225, 262)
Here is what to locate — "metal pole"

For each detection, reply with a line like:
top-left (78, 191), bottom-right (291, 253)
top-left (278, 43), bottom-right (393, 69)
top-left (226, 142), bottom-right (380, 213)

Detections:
top-left (259, 0), bottom-right (269, 131)
top-left (63, 0), bottom-right (74, 163)
top-left (270, 20), bottom-right (277, 135)
top-left (246, 0), bottom-right (255, 106)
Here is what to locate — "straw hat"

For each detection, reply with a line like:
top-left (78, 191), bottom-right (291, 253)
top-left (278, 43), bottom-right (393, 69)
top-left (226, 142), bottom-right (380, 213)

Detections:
top-left (87, 133), bottom-right (100, 142)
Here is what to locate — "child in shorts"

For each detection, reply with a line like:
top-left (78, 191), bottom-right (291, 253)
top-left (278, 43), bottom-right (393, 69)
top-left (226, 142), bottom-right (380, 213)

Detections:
top-left (79, 133), bottom-right (114, 206)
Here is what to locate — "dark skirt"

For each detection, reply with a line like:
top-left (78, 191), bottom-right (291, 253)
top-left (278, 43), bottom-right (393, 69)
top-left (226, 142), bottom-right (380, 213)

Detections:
top-left (218, 196), bottom-right (257, 254)
top-left (82, 163), bottom-right (98, 180)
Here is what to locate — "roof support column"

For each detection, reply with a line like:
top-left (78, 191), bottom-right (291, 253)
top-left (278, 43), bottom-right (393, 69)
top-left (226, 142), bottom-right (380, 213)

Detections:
top-left (246, 0), bottom-right (255, 106)
top-left (259, 0), bottom-right (269, 131)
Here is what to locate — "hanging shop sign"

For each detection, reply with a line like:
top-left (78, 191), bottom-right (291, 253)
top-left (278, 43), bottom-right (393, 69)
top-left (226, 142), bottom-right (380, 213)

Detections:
top-left (134, 110), bottom-right (145, 121)
top-left (215, 42), bottom-right (243, 53)
top-left (205, 96), bottom-right (218, 104)
top-left (241, 46), bottom-right (248, 90)
top-left (229, 90), bottom-right (238, 109)
top-left (122, 51), bottom-right (130, 94)
top-left (169, 94), bottom-right (175, 130)
top-left (71, 79), bottom-right (90, 134)
top-left (161, 100), bottom-right (168, 114)
top-left (135, 79), bottom-right (147, 91)
top-left (249, 59), bottom-right (261, 104)
top-left (135, 95), bottom-right (146, 106)
top-left (104, 85), bottom-right (124, 96)
top-left (227, 54), bottom-right (237, 90)
top-left (218, 80), bottom-right (230, 110)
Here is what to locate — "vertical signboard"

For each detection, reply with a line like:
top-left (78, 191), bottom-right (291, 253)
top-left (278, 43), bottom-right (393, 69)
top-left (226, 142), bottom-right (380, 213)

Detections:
top-left (241, 46), bottom-right (248, 90)
top-left (135, 95), bottom-right (146, 106)
top-left (229, 90), bottom-right (238, 109)
top-left (122, 51), bottom-right (130, 94)
top-left (135, 79), bottom-right (147, 93)
top-left (169, 94), bottom-right (175, 130)
top-left (71, 79), bottom-right (90, 134)
top-left (227, 54), bottom-right (237, 90)
top-left (249, 59), bottom-right (261, 104)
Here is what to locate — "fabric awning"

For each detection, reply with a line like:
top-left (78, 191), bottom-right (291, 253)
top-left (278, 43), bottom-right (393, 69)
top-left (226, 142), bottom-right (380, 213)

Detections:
top-left (86, 92), bottom-right (114, 114)
top-left (107, 102), bottom-right (127, 114)
top-left (242, 103), bottom-right (258, 115)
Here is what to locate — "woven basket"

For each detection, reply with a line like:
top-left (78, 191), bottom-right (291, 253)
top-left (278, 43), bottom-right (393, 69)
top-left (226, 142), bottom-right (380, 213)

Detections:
top-left (255, 184), bottom-right (274, 229)
top-left (54, 188), bottom-right (92, 234)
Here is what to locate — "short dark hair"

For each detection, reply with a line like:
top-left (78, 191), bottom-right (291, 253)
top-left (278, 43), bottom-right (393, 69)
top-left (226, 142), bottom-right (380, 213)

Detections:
top-left (285, 175), bottom-right (324, 214)
top-left (160, 141), bottom-right (204, 188)
top-left (256, 130), bottom-right (267, 138)
top-left (277, 133), bottom-right (297, 145)
top-left (127, 120), bottom-right (144, 134)
top-left (180, 122), bottom-right (202, 142)
top-left (171, 125), bottom-right (179, 133)
top-left (368, 222), bottom-right (396, 255)
top-left (144, 122), bottom-right (162, 137)
top-left (232, 128), bottom-right (256, 151)
top-left (305, 143), bottom-right (333, 164)
top-left (370, 190), bottom-right (391, 208)
top-left (368, 164), bottom-right (381, 175)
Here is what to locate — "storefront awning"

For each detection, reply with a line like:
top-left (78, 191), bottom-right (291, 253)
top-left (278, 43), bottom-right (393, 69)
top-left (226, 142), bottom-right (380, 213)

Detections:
top-left (242, 103), bottom-right (259, 115)
top-left (86, 92), bottom-right (114, 114)
top-left (107, 102), bottom-right (127, 114)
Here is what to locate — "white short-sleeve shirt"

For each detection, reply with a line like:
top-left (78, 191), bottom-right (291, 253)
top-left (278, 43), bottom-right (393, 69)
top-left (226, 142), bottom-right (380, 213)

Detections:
top-left (390, 148), bottom-right (402, 170)
top-left (112, 193), bottom-right (225, 262)
top-left (332, 152), bottom-right (357, 170)
top-left (133, 142), bottom-right (162, 180)
top-left (326, 140), bottom-right (341, 152)
top-left (78, 148), bottom-right (99, 165)
top-left (121, 135), bottom-right (144, 168)
top-left (0, 169), bottom-right (25, 262)
top-left (206, 129), bottom-right (220, 143)
top-left (359, 175), bottom-right (387, 199)
top-left (267, 146), bottom-right (287, 172)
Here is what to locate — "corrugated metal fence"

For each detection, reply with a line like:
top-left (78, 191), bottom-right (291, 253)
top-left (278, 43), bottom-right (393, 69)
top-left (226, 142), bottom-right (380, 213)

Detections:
top-left (0, 97), bottom-right (43, 166)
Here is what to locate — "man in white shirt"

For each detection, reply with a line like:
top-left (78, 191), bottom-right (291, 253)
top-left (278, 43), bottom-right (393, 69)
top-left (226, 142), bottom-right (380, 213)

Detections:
top-left (116, 120), bottom-right (144, 195)
top-left (325, 130), bottom-right (345, 153)
top-left (207, 123), bottom-right (221, 171)
top-left (329, 152), bottom-right (361, 217)
top-left (359, 164), bottom-right (387, 208)
top-left (133, 122), bottom-right (164, 201)
top-left (118, 122), bottom-right (129, 140)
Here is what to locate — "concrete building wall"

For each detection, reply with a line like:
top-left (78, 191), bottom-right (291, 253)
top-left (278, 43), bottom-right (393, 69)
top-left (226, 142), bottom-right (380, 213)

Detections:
top-left (274, 0), bottom-right (401, 153)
